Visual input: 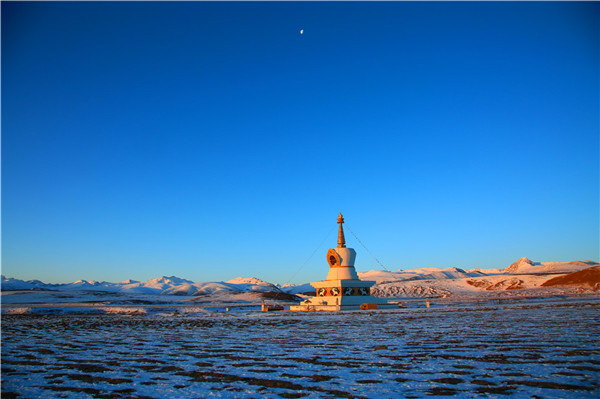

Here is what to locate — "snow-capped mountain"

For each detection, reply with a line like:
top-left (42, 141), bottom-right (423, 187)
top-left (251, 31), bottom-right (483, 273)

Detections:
top-left (225, 277), bottom-right (280, 292)
top-left (280, 283), bottom-right (314, 295)
top-left (119, 276), bottom-right (197, 294)
top-left (503, 256), bottom-right (535, 273)
top-left (369, 259), bottom-right (599, 297)
top-left (161, 278), bottom-right (281, 296)
top-left (0, 275), bottom-right (282, 296)
top-left (2, 258), bottom-right (598, 298)
top-left (1, 276), bottom-right (47, 291)
top-left (358, 267), bottom-right (487, 284)
top-left (502, 258), bottom-right (598, 274)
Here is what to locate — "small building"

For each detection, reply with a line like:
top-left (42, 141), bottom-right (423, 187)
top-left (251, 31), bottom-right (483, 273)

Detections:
top-left (290, 213), bottom-right (396, 311)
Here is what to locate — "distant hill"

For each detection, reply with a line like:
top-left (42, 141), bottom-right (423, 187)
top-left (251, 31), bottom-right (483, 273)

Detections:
top-left (541, 266), bottom-right (600, 288)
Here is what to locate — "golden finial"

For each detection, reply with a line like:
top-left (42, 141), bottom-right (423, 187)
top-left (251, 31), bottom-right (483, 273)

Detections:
top-left (337, 213), bottom-right (346, 248)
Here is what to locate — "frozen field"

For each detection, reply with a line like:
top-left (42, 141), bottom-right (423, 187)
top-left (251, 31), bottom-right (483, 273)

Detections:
top-left (2, 298), bottom-right (600, 398)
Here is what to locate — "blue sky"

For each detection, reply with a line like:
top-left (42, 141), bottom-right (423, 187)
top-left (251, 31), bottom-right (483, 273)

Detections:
top-left (2, 2), bottom-right (598, 284)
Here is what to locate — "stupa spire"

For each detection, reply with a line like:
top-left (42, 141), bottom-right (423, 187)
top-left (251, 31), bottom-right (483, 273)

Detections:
top-left (337, 213), bottom-right (346, 248)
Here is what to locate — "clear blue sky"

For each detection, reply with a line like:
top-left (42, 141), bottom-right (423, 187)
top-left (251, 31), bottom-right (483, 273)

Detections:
top-left (2, 2), bottom-right (598, 284)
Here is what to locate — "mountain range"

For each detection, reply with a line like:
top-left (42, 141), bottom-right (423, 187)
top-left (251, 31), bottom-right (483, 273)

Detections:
top-left (2, 258), bottom-right (599, 298)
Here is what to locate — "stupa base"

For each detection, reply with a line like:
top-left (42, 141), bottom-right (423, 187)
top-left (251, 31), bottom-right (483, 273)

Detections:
top-left (289, 302), bottom-right (398, 312)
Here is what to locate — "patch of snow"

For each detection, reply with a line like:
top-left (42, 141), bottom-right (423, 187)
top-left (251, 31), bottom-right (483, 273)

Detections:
top-left (101, 306), bottom-right (147, 315)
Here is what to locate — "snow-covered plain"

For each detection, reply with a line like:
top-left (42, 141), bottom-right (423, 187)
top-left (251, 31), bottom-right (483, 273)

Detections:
top-left (2, 297), bottom-right (599, 398)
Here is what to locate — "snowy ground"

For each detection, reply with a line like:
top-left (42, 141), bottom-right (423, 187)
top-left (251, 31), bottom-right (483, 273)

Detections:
top-left (2, 297), bottom-right (599, 398)
top-left (0, 290), bottom-right (284, 314)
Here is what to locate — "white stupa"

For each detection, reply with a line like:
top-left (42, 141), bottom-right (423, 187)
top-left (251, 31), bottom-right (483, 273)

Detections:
top-left (290, 213), bottom-right (395, 311)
